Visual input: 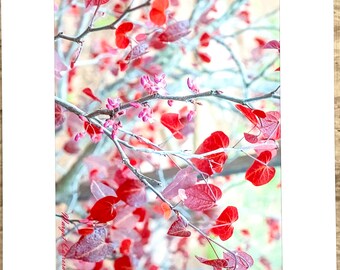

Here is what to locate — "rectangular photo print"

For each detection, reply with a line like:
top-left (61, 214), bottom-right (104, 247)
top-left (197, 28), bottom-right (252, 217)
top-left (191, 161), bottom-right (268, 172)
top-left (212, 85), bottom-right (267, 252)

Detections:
top-left (55, 0), bottom-right (280, 269)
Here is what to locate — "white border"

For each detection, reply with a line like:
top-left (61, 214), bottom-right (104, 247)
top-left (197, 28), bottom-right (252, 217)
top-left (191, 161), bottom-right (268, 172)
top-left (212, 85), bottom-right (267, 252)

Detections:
top-left (280, 0), bottom-right (336, 269)
top-left (1, 0), bottom-right (337, 269)
top-left (2, 0), bottom-right (55, 269)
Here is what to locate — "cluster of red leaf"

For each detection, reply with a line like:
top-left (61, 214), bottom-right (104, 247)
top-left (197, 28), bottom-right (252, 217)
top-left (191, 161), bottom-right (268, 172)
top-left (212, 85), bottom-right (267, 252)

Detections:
top-left (235, 104), bottom-right (280, 186)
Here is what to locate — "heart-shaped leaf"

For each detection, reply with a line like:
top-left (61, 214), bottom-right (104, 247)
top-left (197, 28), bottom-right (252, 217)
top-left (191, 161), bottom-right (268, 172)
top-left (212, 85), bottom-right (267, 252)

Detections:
top-left (210, 206), bottom-right (238, 241)
top-left (160, 113), bottom-right (185, 139)
top-left (161, 167), bottom-right (197, 200)
top-left (65, 227), bottom-right (115, 262)
top-left (183, 184), bottom-right (222, 211)
top-left (88, 196), bottom-right (120, 223)
top-left (191, 131), bottom-right (229, 176)
top-left (167, 216), bottom-right (191, 237)
top-left (245, 151), bottom-right (276, 186)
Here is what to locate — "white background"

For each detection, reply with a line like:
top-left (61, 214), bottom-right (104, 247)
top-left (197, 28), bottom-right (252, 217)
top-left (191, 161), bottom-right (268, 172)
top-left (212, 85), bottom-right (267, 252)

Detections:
top-left (1, 0), bottom-right (336, 269)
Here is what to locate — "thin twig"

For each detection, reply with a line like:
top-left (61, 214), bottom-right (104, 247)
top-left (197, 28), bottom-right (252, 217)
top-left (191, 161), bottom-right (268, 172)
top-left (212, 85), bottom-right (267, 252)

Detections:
top-left (54, 0), bottom-right (151, 43)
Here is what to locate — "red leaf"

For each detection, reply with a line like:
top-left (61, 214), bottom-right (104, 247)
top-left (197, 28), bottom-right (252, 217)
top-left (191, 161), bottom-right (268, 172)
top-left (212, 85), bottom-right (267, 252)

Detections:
top-left (55, 103), bottom-right (65, 128)
top-left (263, 40), bottom-right (280, 53)
top-left (158, 20), bottom-right (190, 42)
top-left (82, 87), bottom-right (102, 103)
top-left (195, 256), bottom-right (228, 268)
top-left (114, 255), bottom-right (133, 270)
top-left (150, 8), bottom-right (167, 26)
top-left (116, 22), bottom-right (134, 35)
top-left (78, 227), bottom-right (94, 236)
top-left (152, 0), bottom-right (169, 10)
top-left (259, 111), bottom-right (281, 140)
top-left (161, 166), bottom-right (197, 200)
top-left (84, 121), bottom-right (103, 143)
top-left (235, 104), bottom-right (259, 126)
top-left (245, 151), bottom-right (276, 186)
top-left (85, 0), bottom-right (109, 8)
top-left (116, 34), bottom-right (130, 49)
top-left (223, 250), bottom-right (254, 270)
top-left (197, 51), bottom-right (211, 63)
top-left (160, 113), bottom-right (185, 139)
top-left (65, 227), bottom-right (115, 262)
top-left (199, 32), bottom-right (211, 47)
top-left (88, 196), bottom-right (120, 223)
top-left (167, 216), bottom-right (191, 237)
top-left (149, 0), bottom-right (169, 26)
top-left (252, 109), bottom-right (266, 118)
top-left (90, 181), bottom-right (117, 200)
top-left (116, 179), bottom-right (146, 207)
top-left (183, 184), bottom-right (222, 211)
top-left (244, 133), bottom-right (258, 144)
top-left (119, 239), bottom-right (132, 255)
top-left (210, 206), bottom-right (238, 241)
top-left (191, 131), bottom-right (229, 176)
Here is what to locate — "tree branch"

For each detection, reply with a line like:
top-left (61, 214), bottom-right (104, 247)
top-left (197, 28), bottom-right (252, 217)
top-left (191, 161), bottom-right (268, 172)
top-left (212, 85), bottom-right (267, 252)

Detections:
top-left (54, 0), bottom-right (151, 43)
top-left (85, 88), bottom-right (280, 118)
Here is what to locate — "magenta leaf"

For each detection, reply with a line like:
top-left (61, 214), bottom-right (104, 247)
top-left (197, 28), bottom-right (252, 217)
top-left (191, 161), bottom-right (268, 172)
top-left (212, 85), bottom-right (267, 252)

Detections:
top-left (244, 132), bottom-right (258, 143)
top-left (258, 111), bottom-right (281, 140)
top-left (263, 40), bottom-right (280, 52)
top-left (158, 20), bottom-right (191, 42)
top-left (223, 250), bottom-right (254, 270)
top-left (161, 167), bottom-right (197, 200)
top-left (183, 184), bottom-right (222, 211)
top-left (125, 42), bottom-right (149, 61)
top-left (167, 216), bottom-right (191, 237)
top-left (90, 181), bottom-right (117, 200)
top-left (65, 227), bottom-right (116, 262)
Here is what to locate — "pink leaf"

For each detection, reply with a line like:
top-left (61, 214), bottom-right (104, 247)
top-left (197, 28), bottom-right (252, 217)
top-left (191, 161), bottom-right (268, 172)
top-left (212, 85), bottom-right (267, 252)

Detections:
top-left (54, 50), bottom-right (67, 79)
top-left (244, 132), bottom-right (258, 143)
top-left (125, 42), bottom-right (149, 61)
top-left (167, 216), bottom-right (191, 237)
top-left (183, 184), bottom-right (222, 211)
top-left (82, 88), bottom-right (102, 103)
top-left (63, 139), bottom-right (80, 154)
top-left (55, 103), bottom-right (65, 128)
top-left (263, 40), bottom-right (280, 53)
top-left (158, 20), bottom-right (191, 42)
top-left (223, 250), bottom-right (254, 270)
top-left (161, 167), bottom-right (197, 200)
top-left (258, 111), bottom-right (281, 140)
top-left (90, 181), bottom-right (117, 200)
top-left (65, 227), bottom-right (115, 262)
